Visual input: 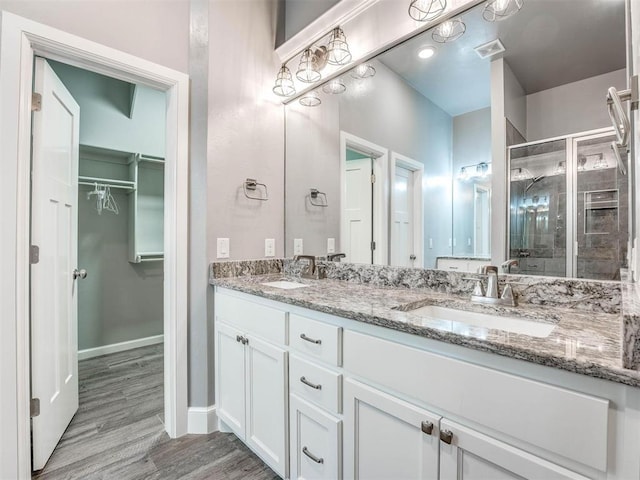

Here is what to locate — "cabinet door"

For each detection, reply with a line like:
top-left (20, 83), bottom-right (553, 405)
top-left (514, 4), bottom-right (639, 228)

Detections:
top-left (245, 334), bottom-right (289, 478)
top-left (344, 378), bottom-right (440, 480)
top-left (290, 394), bottom-right (342, 480)
top-left (216, 322), bottom-right (246, 438)
top-left (439, 419), bottom-right (589, 480)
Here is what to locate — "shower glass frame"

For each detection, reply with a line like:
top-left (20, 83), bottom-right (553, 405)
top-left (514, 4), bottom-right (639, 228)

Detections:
top-left (507, 127), bottom-right (625, 279)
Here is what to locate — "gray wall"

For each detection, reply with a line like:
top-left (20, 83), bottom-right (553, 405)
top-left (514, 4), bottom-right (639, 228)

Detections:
top-left (78, 192), bottom-right (163, 349)
top-left (452, 107), bottom-right (492, 256)
top-left (526, 69), bottom-right (626, 141)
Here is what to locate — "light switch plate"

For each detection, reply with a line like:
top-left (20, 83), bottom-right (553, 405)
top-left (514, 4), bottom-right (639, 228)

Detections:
top-left (265, 238), bottom-right (275, 257)
top-left (429, 238), bottom-right (433, 249)
top-left (217, 238), bottom-right (230, 259)
top-left (294, 238), bottom-right (303, 255)
top-left (327, 238), bottom-right (336, 254)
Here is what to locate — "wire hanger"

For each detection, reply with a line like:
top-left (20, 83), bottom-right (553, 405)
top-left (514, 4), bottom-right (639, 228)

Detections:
top-left (86, 182), bottom-right (119, 215)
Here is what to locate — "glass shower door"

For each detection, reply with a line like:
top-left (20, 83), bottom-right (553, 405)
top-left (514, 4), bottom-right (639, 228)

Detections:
top-left (574, 132), bottom-right (629, 280)
top-left (509, 139), bottom-right (567, 277)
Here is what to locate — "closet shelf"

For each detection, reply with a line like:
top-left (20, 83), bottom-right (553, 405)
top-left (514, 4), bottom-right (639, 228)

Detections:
top-left (79, 175), bottom-right (136, 191)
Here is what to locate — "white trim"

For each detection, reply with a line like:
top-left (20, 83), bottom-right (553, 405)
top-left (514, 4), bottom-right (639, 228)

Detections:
top-left (390, 152), bottom-right (424, 268)
top-left (275, 0), bottom-right (379, 62)
top-left (340, 131), bottom-right (389, 265)
top-left (78, 335), bottom-right (164, 361)
top-left (188, 406), bottom-right (219, 435)
top-left (0, 12), bottom-right (189, 479)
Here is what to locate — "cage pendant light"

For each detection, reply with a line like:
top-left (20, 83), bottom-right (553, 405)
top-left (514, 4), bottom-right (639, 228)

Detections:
top-left (272, 64), bottom-right (295, 97)
top-left (432, 19), bottom-right (466, 43)
top-left (299, 90), bottom-right (321, 107)
top-left (350, 63), bottom-right (376, 79)
top-left (409, 0), bottom-right (447, 22)
top-left (326, 27), bottom-right (352, 66)
top-left (296, 48), bottom-right (322, 83)
top-left (482, 0), bottom-right (524, 22)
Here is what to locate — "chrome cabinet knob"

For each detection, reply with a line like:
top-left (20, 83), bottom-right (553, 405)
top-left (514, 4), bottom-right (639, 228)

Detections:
top-left (72, 268), bottom-right (87, 279)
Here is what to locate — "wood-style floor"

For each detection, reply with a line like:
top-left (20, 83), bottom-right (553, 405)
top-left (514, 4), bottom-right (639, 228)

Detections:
top-left (33, 344), bottom-right (279, 480)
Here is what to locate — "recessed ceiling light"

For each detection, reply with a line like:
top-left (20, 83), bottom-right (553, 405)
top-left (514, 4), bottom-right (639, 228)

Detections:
top-left (418, 46), bottom-right (437, 59)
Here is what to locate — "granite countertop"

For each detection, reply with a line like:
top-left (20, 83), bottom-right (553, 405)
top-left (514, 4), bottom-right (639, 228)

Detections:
top-left (211, 272), bottom-right (640, 388)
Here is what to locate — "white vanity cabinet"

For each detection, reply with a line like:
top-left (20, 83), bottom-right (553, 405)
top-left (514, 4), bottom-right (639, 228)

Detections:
top-left (214, 288), bottom-right (640, 480)
top-left (343, 378), bottom-right (441, 480)
top-left (438, 419), bottom-right (589, 480)
top-left (215, 293), bottom-right (289, 478)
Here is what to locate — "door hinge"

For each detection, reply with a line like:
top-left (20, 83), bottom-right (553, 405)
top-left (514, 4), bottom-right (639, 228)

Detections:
top-left (30, 245), bottom-right (40, 264)
top-left (371, 174), bottom-right (376, 184)
top-left (30, 398), bottom-right (40, 417)
top-left (31, 92), bottom-right (42, 112)
top-left (371, 241), bottom-right (376, 251)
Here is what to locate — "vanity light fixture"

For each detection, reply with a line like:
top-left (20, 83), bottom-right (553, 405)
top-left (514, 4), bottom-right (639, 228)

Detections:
top-left (457, 162), bottom-right (491, 180)
top-left (476, 162), bottom-right (490, 177)
top-left (554, 160), bottom-right (566, 175)
top-left (409, 0), bottom-right (447, 22)
top-left (326, 27), bottom-right (352, 66)
top-left (299, 90), bottom-right (321, 107)
top-left (417, 46), bottom-right (437, 59)
top-left (350, 63), bottom-right (376, 79)
top-left (272, 64), bottom-right (296, 97)
top-left (511, 167), bottom-right (533, 181)
top-left (296, 48), bottom-right (323, 83)
top-left (432, 19), bottom-right (466, 43)
top-left (322, 78), bottom-right (347, 94)
top-left (482, 0), bottom-right (524, 22)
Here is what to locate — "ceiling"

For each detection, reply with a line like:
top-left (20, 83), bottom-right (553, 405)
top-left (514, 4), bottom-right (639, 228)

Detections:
top-left (378, 0), bottom-right (626, 117)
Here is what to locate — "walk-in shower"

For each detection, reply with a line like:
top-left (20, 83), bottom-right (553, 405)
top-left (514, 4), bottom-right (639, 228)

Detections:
top-left (508, 129), bottom-right (628, 280)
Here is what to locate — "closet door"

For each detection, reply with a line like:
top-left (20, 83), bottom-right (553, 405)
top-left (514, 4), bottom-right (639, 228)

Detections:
top-left (30, 57), bottom-right (81, 470)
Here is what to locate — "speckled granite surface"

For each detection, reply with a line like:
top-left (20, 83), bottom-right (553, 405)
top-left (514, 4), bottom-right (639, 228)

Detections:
top-left (209, 260), bottom-right (640, 386)
top-left (210, 259), bottom-right (284, 278)
top-left (622, 280), bottom-right (640, 369)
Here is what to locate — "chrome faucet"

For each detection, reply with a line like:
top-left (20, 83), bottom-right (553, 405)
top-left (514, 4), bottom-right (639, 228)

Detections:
top-left (501, 259), bottom-right (519, 273)
top-left (465, 265), bottom-right (517, 306)
top-left (294, 255), bottom-right (321, 279)
top-left (327, 253), bottom-right (346, 262)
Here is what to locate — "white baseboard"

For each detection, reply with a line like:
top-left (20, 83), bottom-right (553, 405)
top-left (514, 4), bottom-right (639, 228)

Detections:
top-left (78, 334), bottom-right (164, 360)
top-left (188, 405), bottom-right (219, 434)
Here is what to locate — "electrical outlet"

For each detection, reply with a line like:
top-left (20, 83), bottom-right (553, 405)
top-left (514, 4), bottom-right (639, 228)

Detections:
top-left (217, 238), bottom-right (230, 259)
top-left (265, 238), bottom-right (275, 257)
top-left (448, 238), bottom-right (452, 248)
top-left (327, 238), bottom-right (336, 254)
top-left (429, 238), bottom-right (433, 249)
top-left (468, 237), bottom-right (472, 247)
top-left (294, 238), bottom-right (303, 255)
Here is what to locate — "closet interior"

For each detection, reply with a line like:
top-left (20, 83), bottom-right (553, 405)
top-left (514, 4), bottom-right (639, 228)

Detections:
top-left (49, 60), bottom-right (167, 356)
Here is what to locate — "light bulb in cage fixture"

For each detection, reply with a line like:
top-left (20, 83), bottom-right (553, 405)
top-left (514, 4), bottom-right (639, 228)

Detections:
top-left (296, 48), bottom-right (322, 83)
top-left (432, 19), bottom-right (466, 43)
top-left (327, 27), bottom-right (352, 66)
top-left (483, 0), bottom-right (523, 22)
top-left (272, 64), bottom-right (295, 97)
top-left (322, 78), bottom-right (346, 95)
top-left (409, 0), bottom-right (447, 22)
top-left (299, 90), bottom-right (321, 107)
top-left (350, 63), bottom-right (376, 79)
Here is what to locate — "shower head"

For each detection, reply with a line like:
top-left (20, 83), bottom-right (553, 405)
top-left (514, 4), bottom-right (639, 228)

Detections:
top-left (524, 175), bottom-right (545, 193)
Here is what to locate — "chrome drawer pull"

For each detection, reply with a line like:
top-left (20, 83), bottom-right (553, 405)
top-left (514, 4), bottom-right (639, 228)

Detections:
top-left (300, 333), bottom-right (322, 345)
top-left (440, 429), bottom-right (453, 445)
top-left (302, 446), bottom-right (324, 464)
top-left (300, 376), bottom-right (322, 390)
top-left (421, 421), bottom-right (434, 435)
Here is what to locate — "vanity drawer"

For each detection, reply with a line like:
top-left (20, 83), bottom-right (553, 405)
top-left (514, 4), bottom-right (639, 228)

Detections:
top-left (437, 259), bottom-right (468, 272)
top-left (343, 330), bottom-right (609, 472)
top-left (289, 394), bottom-right (342, 480)
top-left (215, 292), bottom-right (287, 345)
top-left (290, 313), bottom-right (342, 366)
top-left (290, 355), bottom-right (342, 414)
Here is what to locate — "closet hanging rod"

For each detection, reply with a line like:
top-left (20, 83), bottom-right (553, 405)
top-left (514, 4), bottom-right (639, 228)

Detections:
top-left (79, 181), bottom-right (135, 191)
top-left (137, 156), bottom-right (165, 164)
top-left (79, 175), bottom-right (135, 186)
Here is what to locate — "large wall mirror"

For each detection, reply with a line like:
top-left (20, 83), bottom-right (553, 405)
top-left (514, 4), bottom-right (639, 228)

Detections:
top-left (285, 0), bottom-right (630, 280)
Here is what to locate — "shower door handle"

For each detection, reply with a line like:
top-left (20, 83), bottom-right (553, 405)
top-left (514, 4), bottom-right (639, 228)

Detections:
top-left (73, 268), bottom-right (87, 280)
top-left (607, 86), bottom-right (631, 147)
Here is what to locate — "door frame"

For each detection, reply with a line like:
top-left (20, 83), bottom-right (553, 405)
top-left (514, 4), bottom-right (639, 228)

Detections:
top-left (340, 131), bottom-right (389, 265)
top-left (0, 12), bottom-right (189, 478)
top-left (390, 151), bottom-right (424, 268)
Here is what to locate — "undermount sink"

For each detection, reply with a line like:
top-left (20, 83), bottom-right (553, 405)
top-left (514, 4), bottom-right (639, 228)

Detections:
top-left (407, 304), bottom-right (556, 338)
top-left (261, 280), bottom-right (309, 290)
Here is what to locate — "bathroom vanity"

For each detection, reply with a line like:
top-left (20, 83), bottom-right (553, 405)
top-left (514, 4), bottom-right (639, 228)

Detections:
top-left (211, 262), bottom-right (640, 480)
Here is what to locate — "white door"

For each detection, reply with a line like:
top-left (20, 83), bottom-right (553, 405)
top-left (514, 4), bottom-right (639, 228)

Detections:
top-left (30, 57), bottom-right (81, 471)
top-left (439, 419), bottom-right (589, 480)
top-left (290, 394), bottom-right (342, 480)
top-left (215, 322), bottom-right (247, 437)
top-left (344, 158), bottom-right (373, 263)
top-left (245, 334), bottom-right (288, 478)
top-left (344, 379), bottom-right (440, 480)
top-left (391, 166), bottom-right (414, 267)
